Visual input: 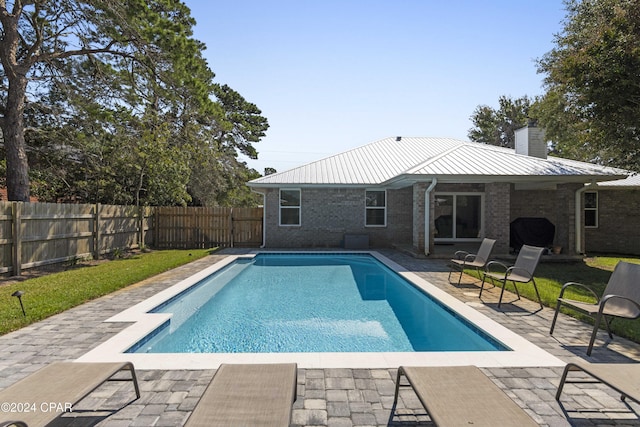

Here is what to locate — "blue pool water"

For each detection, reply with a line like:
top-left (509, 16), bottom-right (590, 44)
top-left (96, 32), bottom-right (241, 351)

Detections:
top-left (129, 254), bottom-right (508, 353)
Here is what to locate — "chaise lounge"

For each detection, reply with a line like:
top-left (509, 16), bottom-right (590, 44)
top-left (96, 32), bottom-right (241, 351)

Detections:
top-left (0, 361), bottom-right (140, 427)
top-left (185, 363), bottom-right (298, 427)
top-left (556, 361), bottom-right (640, 405)
top-left (392, 365), bottom-right (538, 426)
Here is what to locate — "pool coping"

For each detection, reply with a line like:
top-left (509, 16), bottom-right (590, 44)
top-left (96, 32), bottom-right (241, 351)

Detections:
top-left (76, 251), bottom-right (564, 369)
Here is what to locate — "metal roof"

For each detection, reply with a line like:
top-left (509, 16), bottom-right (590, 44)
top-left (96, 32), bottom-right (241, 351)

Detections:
top-left (593, 172), bottom-right (640, 187)
top-left (248, 137), bottom-right (627, 187)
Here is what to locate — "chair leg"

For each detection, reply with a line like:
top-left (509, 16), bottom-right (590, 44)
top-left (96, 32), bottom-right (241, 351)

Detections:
top-left (512, 281), bottom-right (521, 300)
top-left (480, 273), bottom-right (488, 297)
top-left (603, 316), bottom-right (614, 339)
top-left (531, 279), bottom-right (543, 309)
top-left (555, 363), bottom-right (574, 401)
top-left (391, 368), bottom-right (405, 416)
top-left (587, 311), bottom-right (605, 356)
top-left (497, 280), bottom-right (507, 308)
top-left (448, 265), bottom-right (464, 286)
top-left (549, 301), bottom-right (562, 334)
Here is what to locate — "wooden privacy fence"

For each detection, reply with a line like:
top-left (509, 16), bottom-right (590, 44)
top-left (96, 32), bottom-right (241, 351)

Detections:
top-left (0, 202), bottom-right (152, 276)
top-left (154, 207), bottom-right (263, 249)
top-left (0, 202), bottom-right (262, 276)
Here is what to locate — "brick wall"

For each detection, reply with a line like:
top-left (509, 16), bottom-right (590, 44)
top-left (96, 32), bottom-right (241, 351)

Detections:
top-left (485, 182), bottom-right (511, 254)
top-left (585, 189), bottom-right (640, 255)
top-left (263, 187), bottom-right (413, 248)
top-left (261, 182), bottom-right (605, 255)
top-left (510, 183), bottom-right (581, 254)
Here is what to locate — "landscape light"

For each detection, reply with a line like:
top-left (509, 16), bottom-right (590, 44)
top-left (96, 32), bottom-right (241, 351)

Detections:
top-left (11, 290), bottom-right (26, 316)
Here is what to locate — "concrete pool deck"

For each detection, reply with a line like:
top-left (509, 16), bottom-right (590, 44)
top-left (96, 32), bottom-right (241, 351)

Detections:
top-left (1, 249), bottom-right (639, 426)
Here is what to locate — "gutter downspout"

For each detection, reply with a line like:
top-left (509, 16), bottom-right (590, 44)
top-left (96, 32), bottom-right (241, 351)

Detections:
top-left (575, 181), bottom-right (596, 255)
top-left (424, 178), bottom-right (438, 256)
top-left (251, 189), bottom-right (267, 248)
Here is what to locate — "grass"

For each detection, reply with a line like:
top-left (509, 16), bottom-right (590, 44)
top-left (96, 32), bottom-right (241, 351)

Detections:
top-left (0, 249), bottom-right (212, 335)
top-left (467, 255), bottom-right (640, 343)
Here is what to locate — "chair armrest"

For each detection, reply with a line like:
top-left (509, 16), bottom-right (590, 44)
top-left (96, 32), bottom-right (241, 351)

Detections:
top-left (453, 250), bottom-right (471, 260)
top-left (485, 260), bottom-right (509, 274)
top-left (558, 281), bottom-right (599, 301)
top-left (599, 294), bottom-right (640, 314)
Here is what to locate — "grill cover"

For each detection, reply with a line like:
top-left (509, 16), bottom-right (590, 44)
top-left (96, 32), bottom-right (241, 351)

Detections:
top-left (510, 217), bottom-right (555, 251)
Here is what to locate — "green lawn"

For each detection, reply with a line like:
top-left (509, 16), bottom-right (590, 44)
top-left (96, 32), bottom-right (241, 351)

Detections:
top-left (0, 249), bottom-right (212, 335)
top-left (467, 255), bottom-right (640, 343)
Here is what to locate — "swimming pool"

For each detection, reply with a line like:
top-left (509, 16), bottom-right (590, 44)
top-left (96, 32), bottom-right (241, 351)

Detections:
top-left (128, 253), bottom-right (506, 353)
top-left (77, 251), bottom-right (563, 369)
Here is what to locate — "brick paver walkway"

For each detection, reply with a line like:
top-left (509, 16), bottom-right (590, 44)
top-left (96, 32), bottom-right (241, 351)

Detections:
top-left (1, 249), bottom-right (639, 426)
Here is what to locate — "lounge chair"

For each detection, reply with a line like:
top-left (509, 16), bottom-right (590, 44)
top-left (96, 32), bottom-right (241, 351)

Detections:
top-left (392, 366), bottom-right (538, 426)
top-left (556, 361), bottom-right (640, 405)
top-left (448, 238), bottom-right (496, 286)
top-left (549, 261), bottom-right (640, 355)
top-left (185, 363), bottom-right (297, 427)
top-left (0, 361), bottom-right (140, 427)
top-left (480, 244), bottom-right (545, 309)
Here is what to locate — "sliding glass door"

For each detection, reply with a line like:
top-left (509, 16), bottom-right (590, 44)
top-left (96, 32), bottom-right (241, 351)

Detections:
top-left (434, 193), bottom-right (483, 241)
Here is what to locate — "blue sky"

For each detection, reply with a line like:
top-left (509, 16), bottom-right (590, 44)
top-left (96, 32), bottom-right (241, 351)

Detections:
top-left (183, 0), bottom-right (567, 174)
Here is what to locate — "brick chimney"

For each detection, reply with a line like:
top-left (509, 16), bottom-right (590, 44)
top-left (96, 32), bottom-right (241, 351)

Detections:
top-left (515, 120), bottom-right (547, 159)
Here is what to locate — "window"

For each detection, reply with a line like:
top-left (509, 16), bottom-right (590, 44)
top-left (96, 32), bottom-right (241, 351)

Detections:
top-left (584, 191), bottom-right (598, 228)
top-left (280, 189), bottom-right (300, 226)
top-left (365, 190), bottom-right (386, 226)
top-left (434, 193), bottom-right (483, 240)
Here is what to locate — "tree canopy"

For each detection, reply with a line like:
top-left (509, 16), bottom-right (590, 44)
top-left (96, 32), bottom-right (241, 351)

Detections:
top-left (536, 0), bottom-right (640, 170)
top-left (1, 0), bottom-right (268, 205)
top-left (467, 95), bottom-right (533, 148)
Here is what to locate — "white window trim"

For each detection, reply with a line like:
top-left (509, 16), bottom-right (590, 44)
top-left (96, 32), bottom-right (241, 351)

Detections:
top-left (365, 189), bottom-right (387, 227)
top-left (584, 191), bottom-right (598, 228)
top-left (279, 188), bottom-right (301, 227)
top-left (433, 192), bottom-right (485, 242)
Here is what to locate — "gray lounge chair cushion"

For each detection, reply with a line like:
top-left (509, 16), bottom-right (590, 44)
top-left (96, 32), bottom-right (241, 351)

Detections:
top-left (557, 361), bottom-right (640, 404)
top-left (394, 366), bottom-right (538, 426)
top-left (0, 362), bottom-right (139, 426)
top-left (185, 363), bottom-right (297, 427)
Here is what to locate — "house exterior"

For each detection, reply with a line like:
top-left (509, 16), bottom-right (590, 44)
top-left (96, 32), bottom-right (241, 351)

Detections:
top-left (247, 125), bottom-right (628, 256)
top-left (583, 174), bottom-right (640, 255)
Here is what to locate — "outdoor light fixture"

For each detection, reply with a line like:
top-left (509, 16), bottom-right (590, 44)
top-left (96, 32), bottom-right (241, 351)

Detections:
top-left (12, 290), bottom-right (26, 316)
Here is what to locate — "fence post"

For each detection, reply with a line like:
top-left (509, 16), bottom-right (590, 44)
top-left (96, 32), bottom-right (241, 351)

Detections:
top-left (229, 208), bottom-right (234, 248)
top-left (11, 202), bottom-right (22, 276)
top-left (137, 206), bottom-right (144, 249)
top-left (94, 203), bottom-right (101, 259)
top-left (154, 208), bottom-right (160, 249)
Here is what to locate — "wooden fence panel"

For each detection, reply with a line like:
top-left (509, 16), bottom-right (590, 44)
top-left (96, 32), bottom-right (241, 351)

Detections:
top-left (97, 204), bottom-right (140, 256)
top-left (0, 201), bottom-right (154, 276)
top-left (19, 202), bottom-right (95, 271)
top-left (0, 201), bottom-right (260, 275)
top-left (232, 208), bottom-right (263, 247)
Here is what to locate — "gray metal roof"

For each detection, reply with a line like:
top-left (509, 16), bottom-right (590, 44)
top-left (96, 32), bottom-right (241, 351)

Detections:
top-left (593, 173), bottom-right (640, 187)
top-left (248, 137), bottom-right (627, 187)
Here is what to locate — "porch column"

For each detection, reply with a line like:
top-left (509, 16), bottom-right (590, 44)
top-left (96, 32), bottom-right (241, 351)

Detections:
top-left (412, 182), bottom-right (436, 255)
top-left (484, 182), bottom-right (511, 255)
top-left (412, 183), bottom-right (426, 253)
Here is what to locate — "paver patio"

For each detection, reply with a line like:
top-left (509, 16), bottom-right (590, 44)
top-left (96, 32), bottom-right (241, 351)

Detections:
top-left (1, 249), bottom-right (639, 426)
